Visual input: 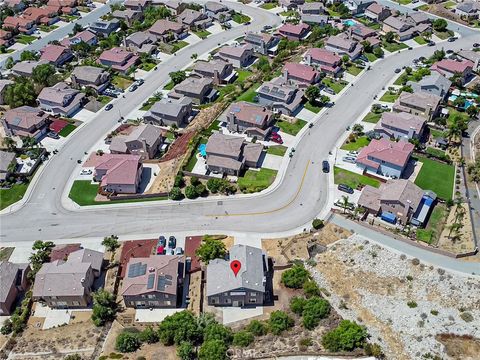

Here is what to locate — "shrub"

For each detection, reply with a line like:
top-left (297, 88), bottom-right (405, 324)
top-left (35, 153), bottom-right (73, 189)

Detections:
top-left (185, 185), bottom-right (198, 199)
top-left (268, 311), bottom-right (294, 335)
top-left (195, 184), bottom-right (207, 197)
top-left (364, 343), bottom-right (384, 358)
top-left (246, 320), bottom-right (267, 336)
top-left (281, 264), bottom-right (310, 289)
top-left (140, 326), bottom-right (159, 344)
top-left (115, 332), bottom-right (141, 353)
top-left (290, 296), bottom-right (307, 315)
top-left (407, 301), bottom-right (418, 308)
top-left (460, 312), bottom-right (474, 322)
top-left (233, 330), bottom-right (254, 347)
top-left (158, 311), bottom-right (201, 346)
top-left (322, 320), bottom-right (368, 352)
top-left (299, 338), bottom-right (313, 347)
top-left (303, 280), bottom-right (320, 298)
top-left (177, 341), bottom-right (195, 360)
top-left (312, 218), bottom-right (324, 230)
top-left (190, 176), bottom-right (200, 186)
top-left (204, 322), bottom-right (233, 344)
top-left (195, 236), bottom-right (226, 264)
top-left (174, 174), bottom-right (185, 187)
top-left (169, 186), bottom-right (184, 200)
top-left (430, 310), bottom-right (439, 316)
top-left (302, 297), bottom-right (331, 330)
top-left (91, 289), bottom-right (117, 327)
top-left (0, 319), bottom-right (12, 335)
top-left (64, 355), bottom-right (82, 360)
top-left (198, 339), bottom-right (228, 360)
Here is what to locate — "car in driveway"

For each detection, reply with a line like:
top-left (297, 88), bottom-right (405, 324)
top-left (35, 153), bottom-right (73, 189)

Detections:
top-left (47, 131), bottom-right (59, 139)
top-left (168, 236), bottom-right (176, 249)
top-left (338, 184), bottom-right (354, 194)
top-left (158, 236), bottom-right (166, 247)
top-left (105, 104), bottom-right (113, 111)
top-left (80, 169), bottom-right (92, 175)
top-left (342, 156), bottom-right (356, 164)
top-left (322, 160), bottom-right (330, 173)
top-left (323, 87), bottom-right (335, 95)
top-left (428, 41), bottom-right (435, 47)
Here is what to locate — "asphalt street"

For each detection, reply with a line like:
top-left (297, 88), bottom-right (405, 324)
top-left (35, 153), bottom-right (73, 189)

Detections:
top-left (0, 2), bottom-right (479, 274)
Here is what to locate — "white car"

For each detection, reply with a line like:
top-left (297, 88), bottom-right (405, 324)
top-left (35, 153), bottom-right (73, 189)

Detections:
top-left (80, 169), bottom-right (92, 175)
top-left (343, 157), bottom-right (356, 164)
top-left (348, 151), bottom-right (358, 156)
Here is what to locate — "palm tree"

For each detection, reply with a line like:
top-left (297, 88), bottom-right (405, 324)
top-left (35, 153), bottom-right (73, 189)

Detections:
top-left (2, 136), bottom-right (16, 151)
top-left (447, 222), bottom-right (462, 239)
top-left (341, 195), bottom-right (350, 214)
top-left (21, 136), bottom-right (36, 149)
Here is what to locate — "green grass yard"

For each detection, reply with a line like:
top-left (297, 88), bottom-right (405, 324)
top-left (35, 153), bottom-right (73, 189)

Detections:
top-left (379, 90), bottom-right (399, 103)
top-left (397, 0), bottom-right (411, 5)
top-left (59, 124), bottom-right (76, 137)
top-left (163, 81), bottom-right (175, 90)
top-left (260, 2), bottom-right (277, 9)
top-left (426, 147), bottom-right (446, 158)
top-left (112, 75), bottom-right (133, 90)
top-left (232, 13), bottom-right (251, 24)
top-left (362, 111), bottom-right (382, 123)
top-left (443, 0), bottom-right (456, 8)
top-left (364, 52), bottom-right (378, 62)
top-left (340, 136), bottom-right (370, 151)
top-left (434, 30), bottom-right (453, 40)
top-left (194, 29), bottom-right (211, 39)
top-left (236, 83), bottom-right (260, 103)
top-left (430, 128), bottom-right (446, 139)
top-left (382, 40), bottom-right (408, 52)
top-left (0, 247), bottom-right (14, 261)
top-left (321, 78), bottom-right (348, 94)
top-left (238, 168), bottom-right (277, 193)
top-left (416, 204), bottom-right (447, 244)
top-left (333, 167), bottom-right (380, 189)
top-left (346, 65), bottom-right (363, 76)
top-left (0, 183), bottom-right (28, 210)
top-left (140, 62), bottom-right (156, 71)
top-left (414, 157), bottom-right (454, 200)
top-left (38, 25), bottom-right (59, 32)
top-left (235, 70), bottom-right (253, 83)
top-left (276, 119), bottom-right (307, 136)
top-left (16, 34), bottom-right (37, 44)
top-left (172, 40), bottom-right (189, 53)
top-left (267, 145), bottom-right (288, 156)
top-left (413, 36), bottom-right (427, 45)
top-left (304, 101), bottom-right (322, 114)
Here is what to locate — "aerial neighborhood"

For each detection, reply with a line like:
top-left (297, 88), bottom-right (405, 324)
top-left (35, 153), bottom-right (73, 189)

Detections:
top-left (0, 0), bottom-right (479, 358)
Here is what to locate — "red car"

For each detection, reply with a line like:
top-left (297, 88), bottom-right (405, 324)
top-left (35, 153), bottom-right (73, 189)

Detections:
top-left (271, 136), bottom-right (283, 144)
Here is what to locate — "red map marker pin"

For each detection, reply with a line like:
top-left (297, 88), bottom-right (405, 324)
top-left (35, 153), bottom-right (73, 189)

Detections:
top-left (230, 260), bottom-right (241, 277)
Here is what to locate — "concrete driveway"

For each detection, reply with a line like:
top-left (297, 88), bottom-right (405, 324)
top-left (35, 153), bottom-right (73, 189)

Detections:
top-left (221, 306), bottom-right (263, 325)
top-left (135, 308), bottom-right (183, 322)
top-left (296, 107), bottom-right (317, 122)
top-left (261, 153), bottom-right (283, 171)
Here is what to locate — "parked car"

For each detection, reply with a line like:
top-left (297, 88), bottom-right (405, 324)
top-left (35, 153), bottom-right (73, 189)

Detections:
top-left (342, 156), bottom-right (356, 164)
top-left (394, 68), bottom-right (401, 73)
top-left (129, 84), bottom-right (138, 92)
top-left (271, 137), bottom-right (283, 144)
top-left (324, 87), bottom-right (335, 95)
top-left (158, 236), bottom-right (166, 247)
top-left (428, 41), bottom-right (435, 47)
top-left (175, 247), bottom-right (183, 255)
top-left (47, 131), bottom-right (59, 139)
top-left (447, 37), bottom-right (457, 42)
top-left (80, 169), bottom-right (92, 175)
top-left (338, 184), bottom-right (354, 194)
top-left (473, 43), bottom-right (479, 48)
top-left (322, 160), bottom-right (330, 173)
top-left (168, 236), bottom-right (176, 249)
top-left (348, 151), bottom-right (358, 156)
top-left (105, 104), bottom-right (113, 111)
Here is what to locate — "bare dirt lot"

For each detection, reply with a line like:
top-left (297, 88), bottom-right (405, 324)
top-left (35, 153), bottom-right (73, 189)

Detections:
top-left (438, 203), bottom-right (476, 254)
top-left (146, 157), bottom-right (182, 194)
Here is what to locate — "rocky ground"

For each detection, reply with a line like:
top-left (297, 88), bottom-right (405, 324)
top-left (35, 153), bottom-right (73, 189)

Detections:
top-left (309, 235), bottom-right (480, 360)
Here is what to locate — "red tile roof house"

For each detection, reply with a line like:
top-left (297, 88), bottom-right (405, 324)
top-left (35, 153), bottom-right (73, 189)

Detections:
top-left (3, 106), bottom-right (51, 139)
top-left (94, 154), bottom-right (143, 194)
top-left (3, 0), bottom-right (26, 12)
top-left (430, 59), bottom-right (475, 86)
top-left (148, 19), bottom-right (186, 43)
top-left (325, 34), bottom-right (363, 60)
top-left (364, 2), bottom-right (391, 22)
top-left (39, 44), bottom-right (74, 66)
top-left (226, 101), bottom-right (274, 139)
top-left (0, 261), bottom-right (30, 315)
top-left (37, 82), bottom-right (85, 117)
top-left (121, 255), bottom-right (184, 309)
top-left (349, 24), bottom-right (377, 41)
top-left (282, 62), bottom-right (320, 86)
top-left (355, 138), bottom-right (414, 178)
top-left (124, 0), bottom-right (151, 12)
top-left (278, 23), bottom-right (310, 41)
top-left (60, 29), bottom-right (97, 47)
top-left (0, 29), bottom-right (14, 48)
top-left (304, 48), bottom-right (343, 76)
top-left (22, 6), bottom-right (60, 25)
top-left (374, 111), bottom-right (426, 140)
top-left (47, 0), bottom-right (77, 8)
top-left (3, 16), bottom-right (37, 35)
top-left (119, 239), bottom-right (157, 278)
top-left (215, 44), bottom-right (255, 68)
top-left (97, 47), bottom-right (139, 74)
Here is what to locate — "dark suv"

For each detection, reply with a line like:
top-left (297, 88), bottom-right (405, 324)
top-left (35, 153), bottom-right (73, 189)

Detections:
top-left (322, 160), bottom-right (330, 173)
top-left (338, 184), bottom-right (354, 194)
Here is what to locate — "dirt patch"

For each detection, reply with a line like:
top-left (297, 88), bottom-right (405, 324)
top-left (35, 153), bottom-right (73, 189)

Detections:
top-left (436, 334), bottom-right (480, 360)
top-left (187, 271), bottom-right (202, 316)
top-left (185, 102), bottom-right (228, 133)
top-left (145, 157), bottom-right (182, 194)
top-left (437, 203), bottom-right (476, 254)
top-left (160, 132), bottom-right (195, 163)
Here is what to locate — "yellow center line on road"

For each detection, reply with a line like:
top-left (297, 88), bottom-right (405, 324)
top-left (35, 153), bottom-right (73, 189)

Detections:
top-left (208, 160), bottom-right (311, 217)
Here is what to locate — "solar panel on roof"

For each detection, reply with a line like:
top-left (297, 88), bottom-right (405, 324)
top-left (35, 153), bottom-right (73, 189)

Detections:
top-left (157, 275), bottom-right (173, 291)
top-left (147, 274), bottom-right (155, 289)
top-left (128, 262), bottom-right (147, 278)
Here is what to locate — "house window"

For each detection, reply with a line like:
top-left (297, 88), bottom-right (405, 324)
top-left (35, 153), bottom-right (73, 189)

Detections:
top-left (250, 292), bottom-right (256, 296)
top-left (225, 298), bottom-right (232, 304)
top-left (211, 297), bottom-right (219, 304)
top-left (249, 298), bottom-right (257, 303)
top-left (72, 301), bottom-right (80, 306)
top-left (148, 295), bottom-right (155, 299)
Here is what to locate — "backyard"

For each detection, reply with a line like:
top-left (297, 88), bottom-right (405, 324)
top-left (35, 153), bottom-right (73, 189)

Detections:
top-left (235, 69), bottom-right (253, 83)
top-left (0, 183), bottom-right (28, 210)
top-left (276, 119), bottom-right (307, 136)
top-left (334, 167), bottom-right (380, 189)
top-left (267, 145), bottom-right (288, 156)
top-left (416, 204), bottom-right (447, 244)
top-left (414, 156), bottom-right (455, 200)
top-left (321, 77), bottom-right (348, 94)
top-left (341, 136), bottom-right (370, 151)
top-left (238, 168), bottom-right (277, 193)
top-left (236, 83), bottom-right (260, 103)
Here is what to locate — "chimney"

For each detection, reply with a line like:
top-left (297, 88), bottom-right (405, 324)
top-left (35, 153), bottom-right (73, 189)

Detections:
top-left (213, 69), bottom-right (220, 85)
top-left (305, 53), bottom-right (312, 65)
top-left (227, 112), bottom-right (237, 132)
top-left (140, 138), bottom-right (147, 153)
top-left (283, 68), bottom-right (289, 81)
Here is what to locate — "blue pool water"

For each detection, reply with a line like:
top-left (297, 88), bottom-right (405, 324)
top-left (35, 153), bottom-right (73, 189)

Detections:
top-left (344, 20), bottom-right (355, 26)
top-left (464, 100), bottom-right (474, 109)
top-left (448, 95), bottom-right (458, 102)
top-left (199, 143), bottom-right (206, 157)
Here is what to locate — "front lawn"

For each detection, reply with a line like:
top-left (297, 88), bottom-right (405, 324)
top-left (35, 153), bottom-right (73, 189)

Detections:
top-left (276, 119), bottom-right (307, 136)
top-left (38, 25), bottom-right (59, 32)
top-left (267, 145), bottom-right (288, 156)
top-left (59, 124), bottom-right (76, 137)
top-left (364, 52), bottom-right (378, 62)
top-left (140, 62), bottom-right (156, 71)
top-left (443, 0), bottom-right (456, 8)
top-left (97, 95), bottom-right (113, 105)
top-left (321, 77), bottom-right (348, 94)
top-left (362, 111), bottom-right (382, 123)
top-left (0, 183), bottom-right (28, 210)
top-left (112, 75), bottom-right (133, 90)
top-left (236, 83), bottom-right (260, 103)
top-left (16, 34), bottom-right (37, 44)
top-left (340, 136), bottom-right (370, 151)
top-left (260, 2), bottom-right (277, 9)
top-left (414, 156), bottom-right (454, 200)
top-left (413, 36), bottom-right (427, 45)
top-left (172, 40), bottom-right (189, 53)
top-left (379, 90), bottom-right (399, 103)
top-left (434, 30), bottom-right (453, 40)
top-left (382, 40), bottom-right (408, 52)
top-left (194, 29), bottom-right (211, 39)
top-left (346, 65), bottom-right (363, 76)
top-left (416, 204), bottom-right (447, 244)
top-left (280, 10), bottom-right (297, 17)
top-left (334, 167), bottom-right (380, 189)
top-left (232, 13), bottom-right (251, 24)
top-left (238, 168), bottom-right (277, 193)
top-left (163, 81), bottom-right (175, 90)
top-left (304, 101), bottom-right (322, 113)
top-left (397, 0), bottom-right (411, 4)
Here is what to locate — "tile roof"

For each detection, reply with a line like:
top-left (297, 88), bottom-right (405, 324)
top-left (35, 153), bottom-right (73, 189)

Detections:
top-left (431, 58), bottom-right (474, 74)
top-left (279, 23), bottom-right (309, 36)
top-left (148, 96), bottom-right (192, 117)
top-left (218, 44), bottom-right (252, 58)
top-left (305, 47), bottom-right (341, 65)
top-left (206, 133), bottom-right (244, 158)
top-left (357, 138), bottom-right (414, 168)
top-left (0, 262), bottom-right (28, 304)
top-left (376, 111), bottom-right (426, 134)
top-left (39, 44), bottom-right (70, 63)
top-left (96, 154), bottom-right (141, 187)
top-left (149, 19), bottom-right (183, 35)
top-left (283, 62), bottom-right (318, 82)
top-left (228, 102), bottom-right (272, 127)
top-left (4, 106), bottom-right (48, 129)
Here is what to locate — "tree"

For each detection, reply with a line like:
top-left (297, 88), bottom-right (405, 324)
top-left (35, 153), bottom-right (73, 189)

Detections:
top-left (195, 236), bottom-right (226, 264)
top-left (281, 264), bottom-right (310, 288)
top-left (21, 136), bottom-right (37, 149)
top-left (169, 186), bottom-right (184, 200)
top-left (91, 289), bottom-right (117, 326)
top-left (177, 341), bottom-right (195, 360)
top-left (302, 297), bottom-right (331, 330)
top-left (32, 63), bottom-right (56, 86)
top-left (246, 320), bottom-right (267, 336)
top-left (29, 240), bottom-right (54, 280)
top-left (373, 47), bottom-right (384, 58)
top-left (169, 70), bottom-right (187, 85)
top-left (384, 31), bottom-right (395, 43)
top-left (303, 280), bottom-right (320, 298)
top-left (352, 124), bottom-right (364, 135)
top-left (256, 56), bottom-right (271, 75)
top-left (204, 321), bottom-right (233, 344)
top-left (0, 319), bottom-right (12, 335)
top-left (5, 56), bottom-right (14, 69)
top-left (185, 185), bottom-right (198, 199)
top-left (115, 331), bottom-right (141, 353)
top-left (2, 136), bottom-right (16, 151)
top-left (290, 296), bottom-right (307, 315)
top-left (102, 234), bottom-right (120, 253)
top-left (340, 195), bottom-right (350, 214)
top-left (312, 218), bottom-right (324, 230)
top-left (20, 50), bottom-right (39, 61)
top-left (233, 330), bottom-right (254, 347)
top-left (206, 178), bottom-right (228, 194)
top-left (268, 311), bottom-right (294, 335)
top-left (198, 339), bottom-right (228, 360)
top-left (4, 78), bottom-right (37, 108)
top-left (140, 325), bottom-right (159, 343)
top-left (64, 355), bottom-right (82, 360)
top-left (431, 49), bottom-right (445, 62)
top-left (158, 311), bottom-right (201, 346)
top-left (305, 85), bottom-right (320, 104)
top-left (195, 184), bottom-right (207, 197)
top-left (433, 18), bottom-right (448, 32)
top-left (342, 54), bottom-right (350, 64)
top-left (322, 320), bottom-right (368, 352)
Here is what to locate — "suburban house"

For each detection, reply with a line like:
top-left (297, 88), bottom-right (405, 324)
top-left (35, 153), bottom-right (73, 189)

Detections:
top-left (39, 44), bottom-right (73, 66)
top-left (243, 32), bottom-right (280, 57)
top-left (112, 9), bottom-right (144, 27)
top-left (282, 62), bottom-right (320, 86)
top-left (344, 0), bottom-right (375, 14)
top-left (168, 77), bottom-right (218, 104)
top-left (382, 14), bottom-right (430, 41)
top-left (0, 80), bottom-right (13, 105)
top-left (37, 82), bottom-right (85, 117)
top-left (364, 2), bottom-right (391, 22)
top-left (457, 49), bottom-right (480, 72)
top-left (3, 106), bottom-right (50, 139)
top-left (124, 0), bottom-right (151, 11)
top-left (304, 48), bottom-right (342, 76)
top-left (356, 138), bottom-right (414, 178)
top-left (89, 19), bottom-right (120, 36)
top-left (32, 248), bottom-right (103, 308)
top-left (349, 24), bottom-right (377, 41)
top-left (0, 262), bottom-right (30, 315)
top-left (0, 29), bottom-right (14, 48)
top-left (298, 2), bottom-right (328, 25)
top-left (0, 151), bottom-right (16, 182)
top-left (192, 58), bottom-right (236, 85)
top-left (148, 19), bottom-right (186, 42)
top-left (178, 9), bottom-right (211, 29)
top-left (393, 91), bottom-right (441, 120)
top-left (205, 133), bottom-right (264, 175)
top-left (97, 47), bottom-right (139, 74)
top-left (94, 154), bottom-right (143, 194)
top-left (216, 44), bottom-right (255, 68)
top-left (161, 0), bottom-right (185, 15)
top-left (358, 179), bottom-right (436, 225)
top-left (226, 102), bottom-right (274, 139)
top-left (430, 59), bottom-right (474, 85)
top-left (278, 23), bottom-right (310, 41)
top-left (204, 1), bottom-right (231, 21)
top-left (206, 244), bottom-right (268, 307)
top-left (374, 111), bottom-right (426, 140)
top-left (408, 72), bottom-right (452, 99)
top-left (455, 1), bottom-right (480, 20)
top-left (325, 34), bottom-right (363, 60)
top-left (71, 66), bottom-right (110, 94)
top-left (3, 0), bottom-right (26, 12)
top-left (60, 29), bottom-right (97, 47)
top-left (121, 255), bottom-right (184, 309)
top-left (144, 97), bottom-right (193, 127)
top-left (11, 60), bottom-right (49, 77)
top-left (256, 76), bottom-right (304, 115)
top-left (109, 124), bottom-right (163, 160)
top-left (125, 31), bottom-right (157, 54)
top-left (22, 7), bottom-right (59, 25)
top-left (279, 0), bottom-right (305, 10)
top-left (2, 16), bottom-right (36, 34)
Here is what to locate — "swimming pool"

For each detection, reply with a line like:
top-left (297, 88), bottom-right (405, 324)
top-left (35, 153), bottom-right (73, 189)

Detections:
top-left (343, 19), bottom-right (356, 26)
top-left (464, 100), bottom-right (474, 109)
top-left (448, 95), bottom-right (457, 102)
top-left (199, 143), bottom-right (206, 157)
